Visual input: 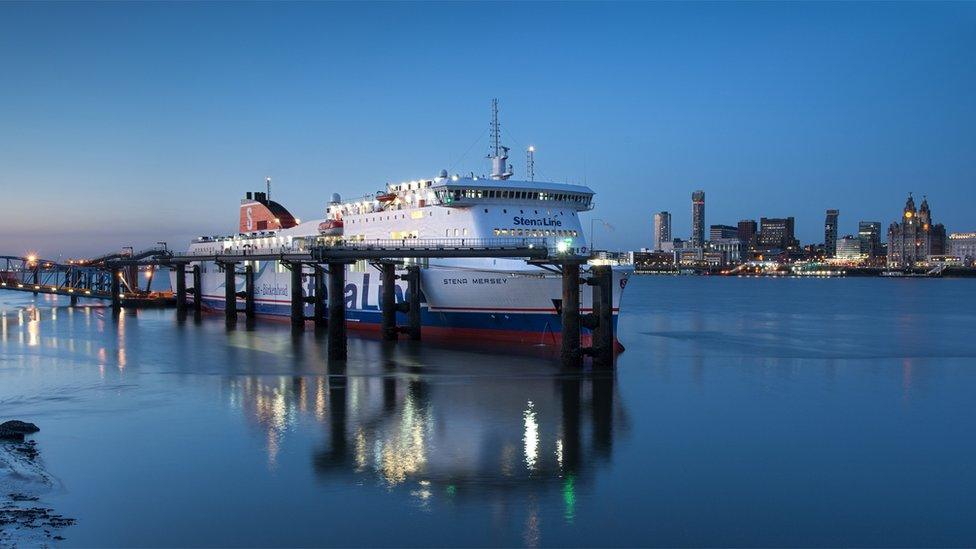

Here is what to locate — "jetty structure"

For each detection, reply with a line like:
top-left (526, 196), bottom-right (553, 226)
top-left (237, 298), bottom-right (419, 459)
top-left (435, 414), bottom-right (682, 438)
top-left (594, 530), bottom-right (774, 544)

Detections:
top-left (1, 100), bottom-right (626, 368)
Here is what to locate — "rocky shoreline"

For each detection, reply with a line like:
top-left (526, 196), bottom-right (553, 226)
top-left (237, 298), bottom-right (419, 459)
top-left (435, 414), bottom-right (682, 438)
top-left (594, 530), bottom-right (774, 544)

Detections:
top-left (0, 421), bottom-right (75, 547)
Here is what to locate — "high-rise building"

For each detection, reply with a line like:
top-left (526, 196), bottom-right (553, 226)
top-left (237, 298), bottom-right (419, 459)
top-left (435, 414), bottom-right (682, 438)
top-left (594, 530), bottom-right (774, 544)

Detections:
top-left (836, 235), bottom-right (862, 260)
top-left (737, 219), bottom-right (757, 246)
top-left (824, 209), bottom-right (839, 257)
top-left (887, 194), bottom-right (947, 267)
top-left (757, 217), bottom-right (799, 251)
top-left (691, 190), bottom-right (705, 247)
top-left (709, 224), bottom-right (738, 241)
top-left (858, 221), bottom-right (882, 257)
top-left (652, 211), bottom-right (672, 251)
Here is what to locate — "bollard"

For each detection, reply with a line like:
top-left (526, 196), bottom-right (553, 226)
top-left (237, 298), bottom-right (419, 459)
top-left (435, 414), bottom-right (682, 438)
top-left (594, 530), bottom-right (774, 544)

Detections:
top-left (380, 263), bottom-right (397, 341)
top-left (327, 262), bottom-right (347, 361)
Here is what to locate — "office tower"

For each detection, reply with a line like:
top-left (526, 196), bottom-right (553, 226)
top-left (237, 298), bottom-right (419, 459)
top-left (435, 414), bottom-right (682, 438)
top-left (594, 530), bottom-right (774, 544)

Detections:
top-left (757, 217), bottom-right (799, 250)
top-left (738, 219), bottom-right (757, 246)
top-left (824, 209), bottom-right (839, 257)
top-left (691, 190), bottom-right (705, 247)
top-left (858, 221), bottom-right (882, 257)
top-left (709, 224), bottom-right (738, 240)
top-left (653, 211), bottom-right (672, 251)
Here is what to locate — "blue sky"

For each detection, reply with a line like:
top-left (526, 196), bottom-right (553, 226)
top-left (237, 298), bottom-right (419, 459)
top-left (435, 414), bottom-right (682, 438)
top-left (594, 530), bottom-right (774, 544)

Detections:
top-left (1, 2), bottom-right (974, 257)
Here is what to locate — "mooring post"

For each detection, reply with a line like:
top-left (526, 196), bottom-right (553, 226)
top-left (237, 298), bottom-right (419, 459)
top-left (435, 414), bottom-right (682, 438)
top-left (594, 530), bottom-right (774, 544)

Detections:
top-left (223, 262), bottom-right (237, 324)
top-left (327, 262), bottom-right (347, 361)
top-left (405, 265), bottom-right (421, 341)
top-left (191, 264), bottom-right (202, 316)
top-left (313, 267), bottom-right (327, 329)
top-left (380, 263), bottom-right (397, 341)
top-left (110, 267), bottom-right (121, 311)
top-left (561, 260), bottom-right (582, 368)
top-left (590, 265), bottom-right (614, 369)
top-left (290, 263), bottom-right (304, 331)
top-left (244, 264), bottom-right (255, 320)
top-left (175, 265), bottom-right (187, 317)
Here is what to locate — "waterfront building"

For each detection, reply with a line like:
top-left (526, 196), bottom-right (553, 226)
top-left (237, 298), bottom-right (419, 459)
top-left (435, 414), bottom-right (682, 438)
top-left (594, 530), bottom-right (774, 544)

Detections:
top-left (835, 235), bottom-right (862, 261)
top-left (887, 194), bottom-right (947, 267)
top-left (709, 224), bottom-right (738, 241)
top-left (858, 221), bottom-right (882, 257)
top-left (949, 232), bottom-right (976, 266)
top-left (691, 190), bottom-right (705, 247)
top-left (706, 238), bottom-right (742, 264)
top-left (652, 211), bottom-right (671, 251)
top-left (824, 209), bottom-right (839, 257)
top-left (757, 217), bottom-right (799, 251)
top-left (738, 219), bottom-right (757, 246)
top-left (633, 251), bottom-right (677, 272)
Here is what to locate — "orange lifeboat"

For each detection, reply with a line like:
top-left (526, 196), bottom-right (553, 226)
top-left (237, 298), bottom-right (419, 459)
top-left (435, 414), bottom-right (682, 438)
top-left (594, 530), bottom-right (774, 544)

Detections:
top-left (376, 192), bottom-right (396, 203)
top-left (318, 219), bottom-right (344, 236)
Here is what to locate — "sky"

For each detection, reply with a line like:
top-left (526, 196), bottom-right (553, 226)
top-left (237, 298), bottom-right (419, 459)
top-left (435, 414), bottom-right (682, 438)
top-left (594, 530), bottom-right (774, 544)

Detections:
top-left (1, 1), bottom-right (974, 258)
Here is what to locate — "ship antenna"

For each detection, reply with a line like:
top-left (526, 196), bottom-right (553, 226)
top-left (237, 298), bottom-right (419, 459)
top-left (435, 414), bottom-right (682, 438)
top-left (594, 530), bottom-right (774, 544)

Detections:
top-left (491, 98), bottom-right (500, 157)
top-left (488, 98), bottom-right (512, 180)
top-left (527, 145), bottom-right (535, 182)
top-left (266, 177), bottom-right (271, 201)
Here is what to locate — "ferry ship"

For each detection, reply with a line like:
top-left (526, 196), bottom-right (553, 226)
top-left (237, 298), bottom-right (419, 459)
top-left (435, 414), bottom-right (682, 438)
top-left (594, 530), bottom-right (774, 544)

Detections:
top-left (174, 101), bottom-right (628, 346)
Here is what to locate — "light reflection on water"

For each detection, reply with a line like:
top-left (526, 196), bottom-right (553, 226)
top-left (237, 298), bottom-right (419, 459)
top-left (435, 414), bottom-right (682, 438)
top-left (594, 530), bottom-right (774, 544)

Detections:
top-left (2, 277), bottom-right (976, 547)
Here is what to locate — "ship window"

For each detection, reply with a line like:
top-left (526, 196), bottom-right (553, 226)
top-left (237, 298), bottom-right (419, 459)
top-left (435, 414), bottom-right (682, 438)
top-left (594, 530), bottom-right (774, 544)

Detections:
top-left (493, 228), bottom-right (499, 236)
top-left (454, 228), bottom-right (459, 236)
top-left (463, 228), bottom-right (468, 236)
top-left (446, 229), bottom-right (451, 237)
top-left (503, 209), bottom-right (507, 214)
top-left (484, 208), bottom-right (488, 213)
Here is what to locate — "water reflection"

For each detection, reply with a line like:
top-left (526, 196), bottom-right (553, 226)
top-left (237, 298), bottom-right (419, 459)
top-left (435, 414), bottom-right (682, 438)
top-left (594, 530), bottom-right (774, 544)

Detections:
top-left (221, 344), bottom-right (623, 515)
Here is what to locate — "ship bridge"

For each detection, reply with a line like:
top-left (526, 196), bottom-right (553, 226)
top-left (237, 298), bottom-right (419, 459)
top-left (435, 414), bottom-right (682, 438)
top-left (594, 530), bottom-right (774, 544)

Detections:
top-left (429, 177), bottom-right (594, 211)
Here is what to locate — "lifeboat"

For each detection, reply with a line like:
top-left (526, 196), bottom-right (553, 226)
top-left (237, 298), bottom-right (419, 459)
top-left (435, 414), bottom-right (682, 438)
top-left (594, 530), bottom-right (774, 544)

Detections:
top-left (318, 219), bottom-right (344, 236)
top-left (376, 192), bottom-right (397, 203)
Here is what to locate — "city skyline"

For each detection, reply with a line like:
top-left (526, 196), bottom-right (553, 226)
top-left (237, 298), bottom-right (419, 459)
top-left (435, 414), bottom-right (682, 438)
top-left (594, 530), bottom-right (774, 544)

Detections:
top-left (1, 2), bottom-right (974, 257)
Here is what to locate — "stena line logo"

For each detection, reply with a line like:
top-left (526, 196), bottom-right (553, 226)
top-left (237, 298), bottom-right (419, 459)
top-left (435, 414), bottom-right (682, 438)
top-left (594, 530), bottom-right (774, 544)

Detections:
top-left (512, 216), bottom-right (562, 227)
top-left (246, 207), bottom-right (254, 231)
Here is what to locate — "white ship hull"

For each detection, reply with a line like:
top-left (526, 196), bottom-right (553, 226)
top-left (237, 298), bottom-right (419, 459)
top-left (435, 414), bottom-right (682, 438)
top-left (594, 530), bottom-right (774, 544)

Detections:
top-left (172, 261), bottom-right (628, 345)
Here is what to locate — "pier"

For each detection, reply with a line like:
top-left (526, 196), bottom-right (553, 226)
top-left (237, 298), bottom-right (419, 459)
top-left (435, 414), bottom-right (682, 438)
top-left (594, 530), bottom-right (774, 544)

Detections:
top-left (2, 238), bottom-right (618, 367)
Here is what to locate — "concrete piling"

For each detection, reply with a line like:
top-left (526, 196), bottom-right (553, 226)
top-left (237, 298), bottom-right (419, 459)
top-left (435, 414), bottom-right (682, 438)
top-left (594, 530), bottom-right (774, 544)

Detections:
top-left (327, 262), bottom-right (347, 361)
top-left (191, 265), bottom-right (202, 317)
top-left (380, 263), bottom-right (397, 341)
top-left (290, 263), bottom-right (304, 331)
top-left (560, 261), bottom-right (582, 368)
top-left (313, 268), bottom-right (327, 329)
top-left (175, 266), bottom-right (187, 317)
top-left (223, 262), bottom-right (237, 324)
top-left (244, 264), bottom-right (255, 320)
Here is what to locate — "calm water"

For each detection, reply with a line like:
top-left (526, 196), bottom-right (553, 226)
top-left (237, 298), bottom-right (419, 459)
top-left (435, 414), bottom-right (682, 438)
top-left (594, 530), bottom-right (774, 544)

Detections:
top-left (2, 277), bottom-right (975, 547)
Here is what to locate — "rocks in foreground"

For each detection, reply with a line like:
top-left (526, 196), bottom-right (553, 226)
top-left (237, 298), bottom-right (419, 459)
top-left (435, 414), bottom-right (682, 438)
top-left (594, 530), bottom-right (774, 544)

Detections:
top-left (0, 421), bottom-right (40, 442)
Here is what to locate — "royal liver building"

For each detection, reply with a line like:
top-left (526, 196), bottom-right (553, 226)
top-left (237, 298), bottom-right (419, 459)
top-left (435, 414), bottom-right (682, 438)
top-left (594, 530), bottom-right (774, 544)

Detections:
top-left (887, 193), bottom-right (947, 267)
